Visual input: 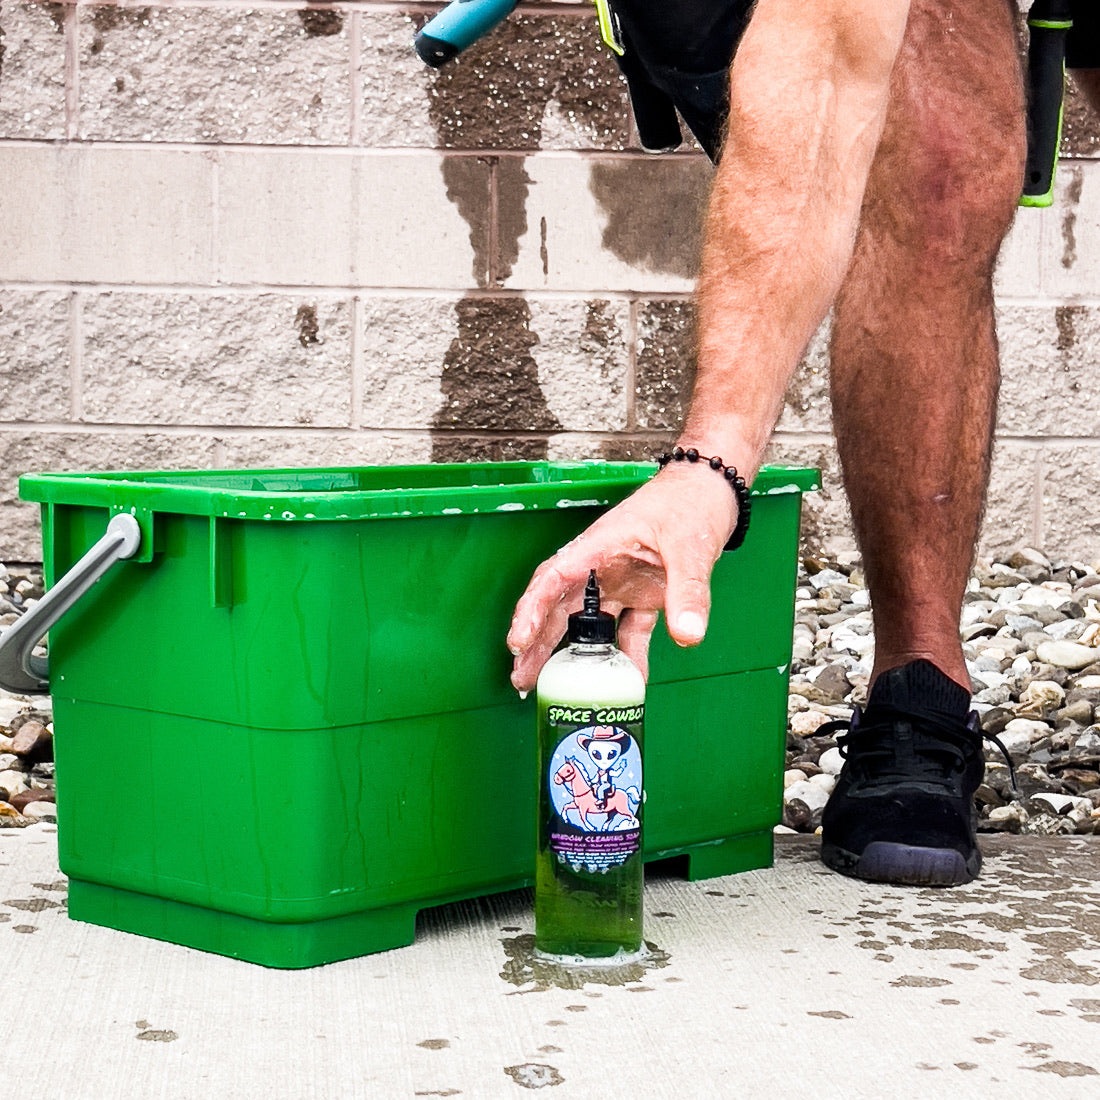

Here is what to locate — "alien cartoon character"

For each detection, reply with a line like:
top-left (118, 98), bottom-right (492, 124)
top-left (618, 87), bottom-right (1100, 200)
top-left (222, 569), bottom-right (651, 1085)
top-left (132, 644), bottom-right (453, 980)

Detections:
top-left (577, 725), bottom-right (630, 811)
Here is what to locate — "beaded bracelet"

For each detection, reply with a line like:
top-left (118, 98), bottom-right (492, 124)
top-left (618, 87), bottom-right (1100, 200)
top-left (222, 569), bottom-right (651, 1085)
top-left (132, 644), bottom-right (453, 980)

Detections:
top-left (656, 447), bottom-right (752, 552)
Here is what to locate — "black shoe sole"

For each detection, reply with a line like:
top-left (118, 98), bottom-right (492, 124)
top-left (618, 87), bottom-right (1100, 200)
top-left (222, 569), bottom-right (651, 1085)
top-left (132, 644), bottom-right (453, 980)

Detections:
top-left (821, 839), bottom-right (981, 887)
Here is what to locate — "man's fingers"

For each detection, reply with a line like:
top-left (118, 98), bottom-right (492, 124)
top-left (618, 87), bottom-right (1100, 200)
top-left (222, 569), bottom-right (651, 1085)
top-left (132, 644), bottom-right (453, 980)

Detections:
top-left (663, 566), bottom-right (712, 648)
top-left (617, 607), bottom-right (659, 681)
top-left (506, 560), bottom-right (579, 655)
top-left (511, 636), bottom-right (557, 694)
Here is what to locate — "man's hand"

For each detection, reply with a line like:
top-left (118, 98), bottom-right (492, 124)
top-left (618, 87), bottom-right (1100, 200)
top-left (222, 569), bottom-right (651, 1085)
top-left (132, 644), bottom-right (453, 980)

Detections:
top-left (507, 463), bottom-right (738, 693)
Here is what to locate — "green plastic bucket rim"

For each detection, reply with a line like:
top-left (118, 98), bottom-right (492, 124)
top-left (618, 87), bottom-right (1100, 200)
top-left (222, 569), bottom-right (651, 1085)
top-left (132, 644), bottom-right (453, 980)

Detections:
top-left (19, 461), bottom-right (821, 524)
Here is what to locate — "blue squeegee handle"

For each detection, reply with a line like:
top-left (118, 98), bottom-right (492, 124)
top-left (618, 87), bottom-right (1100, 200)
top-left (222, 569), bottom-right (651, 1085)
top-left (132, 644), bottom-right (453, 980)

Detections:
top-left (1021, 0), bottom-right (1073, 207)
top-left (415, 0), bottom-right (519, 68)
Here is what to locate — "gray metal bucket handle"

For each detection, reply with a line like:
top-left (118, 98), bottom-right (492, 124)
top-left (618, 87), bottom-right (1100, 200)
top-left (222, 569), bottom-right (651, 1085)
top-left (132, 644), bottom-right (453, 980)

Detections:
top-left (0, 513), bottom-right (142, 694)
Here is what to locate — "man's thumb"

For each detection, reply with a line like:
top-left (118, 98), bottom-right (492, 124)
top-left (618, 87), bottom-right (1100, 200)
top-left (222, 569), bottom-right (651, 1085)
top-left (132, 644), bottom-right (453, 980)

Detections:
top-left (665, 571), bottom-right (711, 648)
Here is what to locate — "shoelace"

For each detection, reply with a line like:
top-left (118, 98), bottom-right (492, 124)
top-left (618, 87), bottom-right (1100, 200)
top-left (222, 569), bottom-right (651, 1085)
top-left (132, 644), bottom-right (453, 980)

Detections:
top-left (818, 705), bottom-right (1019, 794)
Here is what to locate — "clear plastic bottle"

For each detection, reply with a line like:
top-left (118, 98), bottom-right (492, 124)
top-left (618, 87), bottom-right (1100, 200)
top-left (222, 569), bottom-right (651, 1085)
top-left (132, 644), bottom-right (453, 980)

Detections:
top-left (534, 571), bottom-right (646, 960)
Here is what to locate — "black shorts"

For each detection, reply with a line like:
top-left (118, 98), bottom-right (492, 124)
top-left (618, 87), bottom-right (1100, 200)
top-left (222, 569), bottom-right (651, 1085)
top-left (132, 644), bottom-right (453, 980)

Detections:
top-left (607, 0), bottom-right (754, 160)
top-left (610, 0), bottom-right (1098, 161)
top-left (1066, 1), bottom-right (1100, 69)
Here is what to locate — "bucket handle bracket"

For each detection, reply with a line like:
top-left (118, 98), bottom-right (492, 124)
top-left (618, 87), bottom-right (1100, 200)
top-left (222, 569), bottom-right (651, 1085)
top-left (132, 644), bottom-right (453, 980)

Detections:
top-left (0, 513), bottom-right (142, 694)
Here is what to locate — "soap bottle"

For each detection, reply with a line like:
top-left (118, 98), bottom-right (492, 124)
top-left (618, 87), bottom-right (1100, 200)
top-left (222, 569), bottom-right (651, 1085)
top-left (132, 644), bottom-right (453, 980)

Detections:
top-left (534, 570), bottom-right (646, 960)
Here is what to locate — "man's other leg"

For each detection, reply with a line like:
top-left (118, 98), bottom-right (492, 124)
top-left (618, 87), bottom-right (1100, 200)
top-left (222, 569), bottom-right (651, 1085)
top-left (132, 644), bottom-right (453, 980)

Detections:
top-left (819, 0), bottom-right (1025, 886)
top-left (829, 0), bottom-right (1026, 691)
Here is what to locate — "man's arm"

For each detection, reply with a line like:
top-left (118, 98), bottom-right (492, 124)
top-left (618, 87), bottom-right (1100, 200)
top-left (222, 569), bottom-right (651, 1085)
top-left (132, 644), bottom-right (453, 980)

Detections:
top-left (508, 0), bottom-right (912, 693)
top-left (687, 0), bottom-right (912, 478)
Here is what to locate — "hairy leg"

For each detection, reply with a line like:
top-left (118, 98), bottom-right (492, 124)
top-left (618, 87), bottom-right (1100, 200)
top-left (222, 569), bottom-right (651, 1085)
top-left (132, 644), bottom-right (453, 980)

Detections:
top-left (829, 0), bottom-right (1026, 691)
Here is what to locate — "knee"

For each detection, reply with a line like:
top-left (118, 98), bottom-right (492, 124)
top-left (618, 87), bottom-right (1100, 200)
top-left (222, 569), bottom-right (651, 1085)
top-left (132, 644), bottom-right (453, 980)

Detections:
top-left (877, 103), bottom-right (1026, 271)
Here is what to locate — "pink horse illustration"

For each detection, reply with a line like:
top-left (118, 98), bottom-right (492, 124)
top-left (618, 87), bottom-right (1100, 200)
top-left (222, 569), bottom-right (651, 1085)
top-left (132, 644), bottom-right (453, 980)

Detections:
top-left (554, 758), bottom-right (639, 831)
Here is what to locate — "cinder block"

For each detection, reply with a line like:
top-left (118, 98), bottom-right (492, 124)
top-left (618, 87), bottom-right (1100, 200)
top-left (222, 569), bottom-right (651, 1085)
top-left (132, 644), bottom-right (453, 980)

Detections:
top-left (78, 5), bottom-right (351, 144)
top-left (1038, 443), bottom-right (1100, 562)
top-left (527, 297), bottom-right (629, 431)
top-left (415, 12), bottom-right (631, 152)
top-left (356, 153), bottom-right (490, 289)
top-left (359, 11), bottom-right (437, 148)
top-left (0, 145), bottom-right (215, 283)
top-left (217, 149), bottom-right (358, 286)
top-left (995, 205), bottom-right (1044, 299)
top-left (0, 289), bottom-right (71, 420)
top-left (0, 428), bottom-right (219, 561)
top-left (545, 434), bottom-right (655, 463)
top-left (505, 154), bottom-right (709, 293)
top-left (997, 303), bottom-right (1100, 437)
top-left (1041, 161), bottom-right (1100, 297)
top-left (80, 293), bottom-right (352, 428)
top-left (983, 439), bottom-right (1040, 559)
top-left (633, 300), bottom-right (831, 437)
top-left (359, 295), bottom-right (456, 429)
top-left (212, 430), bottom-right (433, 471)
top-left (0, 0), bottom-right (66, 139)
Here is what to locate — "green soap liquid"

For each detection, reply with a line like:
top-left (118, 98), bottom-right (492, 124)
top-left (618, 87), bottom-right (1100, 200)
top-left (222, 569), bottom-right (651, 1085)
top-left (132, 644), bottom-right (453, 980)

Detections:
top-left (535, 643), bottom-right (645, 960)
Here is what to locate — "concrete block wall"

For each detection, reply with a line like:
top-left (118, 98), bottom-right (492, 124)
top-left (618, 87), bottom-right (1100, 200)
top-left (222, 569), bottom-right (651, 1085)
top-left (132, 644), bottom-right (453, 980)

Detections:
top-left (0, 0), bottom-right (1098, 564)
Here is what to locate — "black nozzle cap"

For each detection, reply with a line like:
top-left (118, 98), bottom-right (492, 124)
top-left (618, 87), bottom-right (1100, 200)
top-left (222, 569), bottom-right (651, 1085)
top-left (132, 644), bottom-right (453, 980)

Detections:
top-left (415, 32), bottom-right (459, 68)
top-left (567, 570), bottom-right (616, 645)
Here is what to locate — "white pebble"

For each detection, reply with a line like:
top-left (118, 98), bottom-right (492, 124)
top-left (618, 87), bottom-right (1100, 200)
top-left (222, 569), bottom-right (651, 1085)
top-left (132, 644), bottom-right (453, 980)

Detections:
top-left (0, 769), bottom-right (28, 798)
top-left (21, 801), bottom-right (57, 823)
top-left (1036, 639), bottom-right (1099, 670)
top-left (783, 780), bottom-right (830, 814)
top-left (818, 747), bottom-right (844, 775)
top-left (1018, 679), bottom-right (1065, 713)
top-left (1031, 792), bottom-right (1091, 816)
top-left (1074, 730), bottom-right (1100, 755)
top-left (790, 710), bottom-right (831, 737)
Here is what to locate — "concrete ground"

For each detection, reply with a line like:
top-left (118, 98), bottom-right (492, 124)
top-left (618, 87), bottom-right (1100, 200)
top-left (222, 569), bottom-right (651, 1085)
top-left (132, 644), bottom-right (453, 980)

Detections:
top-left (2, 826), bottom-right (1098, 1099)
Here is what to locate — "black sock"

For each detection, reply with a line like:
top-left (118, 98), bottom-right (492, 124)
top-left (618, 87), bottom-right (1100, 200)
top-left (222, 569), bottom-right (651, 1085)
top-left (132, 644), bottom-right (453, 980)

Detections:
top-left (866, 659), bottom-right (970, 721)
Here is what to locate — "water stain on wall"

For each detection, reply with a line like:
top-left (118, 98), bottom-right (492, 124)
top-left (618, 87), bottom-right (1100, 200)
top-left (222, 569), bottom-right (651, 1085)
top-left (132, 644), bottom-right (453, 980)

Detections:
top-left (496, 157), bottom-right (532, 285)
top-left (1055, 304), bottom-right (1085, 352)
top-left (588, 160), bottom-right (711, 279)
top-left (440, 156), bottom-right (493, 287)
top-left (41, 3), bottom-right (66, 33)
top-left (424, 15), bottom-right (625, 460)
top-left (1061, 166), bottom-right (1084, 270)
top-left (297, 7), bottom-right (344, 38)
top-left (423, 15), bottom-right (627, 152)
top-left (430, 298), bottom-right (561, 463)
top-left (294, 304), bottom-right (321, 347)
top-left (89, 4), bottom-right (152, 55)
top-left (634, 300), bottom-right (697, 432)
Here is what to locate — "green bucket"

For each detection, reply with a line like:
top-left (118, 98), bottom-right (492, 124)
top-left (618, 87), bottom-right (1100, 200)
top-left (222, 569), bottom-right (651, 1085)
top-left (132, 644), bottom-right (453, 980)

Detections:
top-left (9, 461), bottom-right (819, 967)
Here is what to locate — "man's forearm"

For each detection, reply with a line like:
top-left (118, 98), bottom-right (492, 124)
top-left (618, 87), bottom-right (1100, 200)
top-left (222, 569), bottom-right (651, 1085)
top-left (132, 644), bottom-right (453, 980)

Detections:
top-left (685, 0), bottom-right (913, 475)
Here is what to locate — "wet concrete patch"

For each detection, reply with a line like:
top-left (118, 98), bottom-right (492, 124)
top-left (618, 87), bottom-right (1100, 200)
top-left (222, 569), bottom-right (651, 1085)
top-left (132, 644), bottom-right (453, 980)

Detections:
top-left (500, 933), bottom-right (670, 991)
top-left (504, 1062), bottom-right (564, 1089)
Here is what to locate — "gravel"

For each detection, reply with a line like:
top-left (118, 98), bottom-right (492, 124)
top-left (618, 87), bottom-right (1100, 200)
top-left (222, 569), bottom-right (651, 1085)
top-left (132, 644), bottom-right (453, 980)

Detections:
top-left (3, 548), bottom-right (1098, 839)
top-left (784, 547), bottom-right (1100, 837)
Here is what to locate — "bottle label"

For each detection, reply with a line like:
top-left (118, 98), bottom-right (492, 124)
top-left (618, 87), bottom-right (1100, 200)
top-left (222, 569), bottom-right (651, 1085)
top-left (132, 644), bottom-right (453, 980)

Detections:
top-left (544, 705), bottom-right (643, 874)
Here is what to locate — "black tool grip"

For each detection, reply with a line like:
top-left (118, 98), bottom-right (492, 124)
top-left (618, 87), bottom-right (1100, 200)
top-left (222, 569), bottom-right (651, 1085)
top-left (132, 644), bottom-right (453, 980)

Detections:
top-left (1022, 1), bottom-right (1073, 205)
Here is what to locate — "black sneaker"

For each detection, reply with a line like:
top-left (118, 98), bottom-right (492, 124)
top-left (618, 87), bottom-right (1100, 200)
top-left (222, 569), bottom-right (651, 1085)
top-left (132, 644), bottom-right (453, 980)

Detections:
top-left (819, 660), bottom-right (991, 887)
